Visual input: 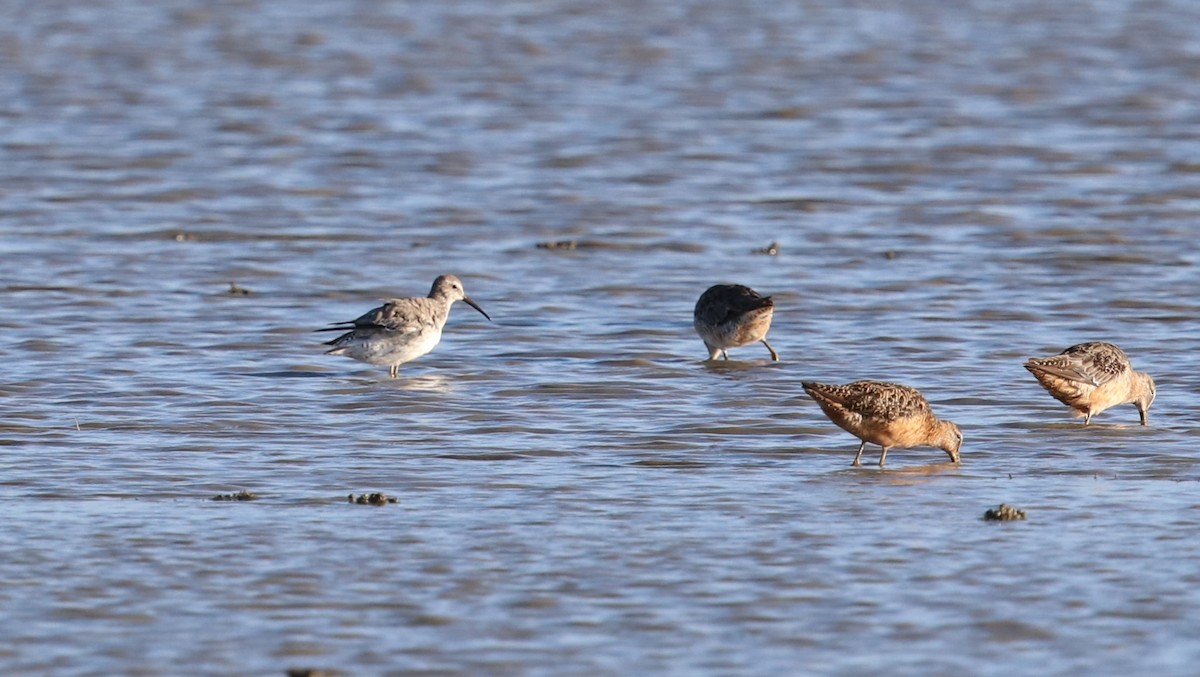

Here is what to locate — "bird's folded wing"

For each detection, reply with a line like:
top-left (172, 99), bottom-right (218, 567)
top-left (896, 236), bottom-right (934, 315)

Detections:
top-left (1028, 353), bottom-right (1123, 387)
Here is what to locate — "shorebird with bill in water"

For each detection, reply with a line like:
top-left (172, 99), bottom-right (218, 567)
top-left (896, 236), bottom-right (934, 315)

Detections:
top-left (1024, 341), bottom-right (1155, 425)
top-left (693, 283), bottom-right (779, 361)
top-left (317, 274), bottom-right (490, 378)
top-left (802, 380), bottom-right (963, 467)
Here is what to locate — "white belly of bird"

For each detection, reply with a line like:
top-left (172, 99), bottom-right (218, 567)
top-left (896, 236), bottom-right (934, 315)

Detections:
top-left (353, 328), bottom-right (443, 367)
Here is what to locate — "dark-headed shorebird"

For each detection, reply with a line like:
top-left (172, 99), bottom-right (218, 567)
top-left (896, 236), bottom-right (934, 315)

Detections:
top-left (317, 274), bottom-right (490, 378)
top-left (1024, 341), bottom-right (1155, 425)
top-left (693, 283), bottom-right (779, 361)
top-left (802, 380), bottom-right (963, 467)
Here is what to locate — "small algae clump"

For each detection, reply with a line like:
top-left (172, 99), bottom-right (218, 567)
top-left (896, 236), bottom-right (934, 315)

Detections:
top-left (536, 240), bottom-right (578, 250)
top-left (983, 504), bottom-right (1027, 521)
top-left (348, 492), bottom-right (397, 506)
top-left (211, 490), bottom-right (258, 502)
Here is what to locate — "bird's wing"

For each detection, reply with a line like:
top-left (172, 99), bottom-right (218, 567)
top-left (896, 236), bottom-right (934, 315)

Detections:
top-left (317, 298), bottom-right (434, 334)
top-left (847, 381), bottom-right (927, 419)
top-left (804, 381), bottom-right (927, 419)
top-left (695, 285), bottom-right (773, 325)
top-left (1027, 342), bottom-right (1129, 387)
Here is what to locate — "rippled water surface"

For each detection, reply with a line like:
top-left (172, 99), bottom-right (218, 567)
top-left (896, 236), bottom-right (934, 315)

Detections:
top-left (3, 0), bottom-right (1200, 674)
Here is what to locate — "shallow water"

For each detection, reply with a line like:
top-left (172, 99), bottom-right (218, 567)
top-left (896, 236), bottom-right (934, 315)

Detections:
top-left (3, 0), bottom-right (1200, 674)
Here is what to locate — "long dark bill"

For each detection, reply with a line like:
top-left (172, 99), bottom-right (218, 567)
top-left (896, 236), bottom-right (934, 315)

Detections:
top-left (463, 296), bottom-right (491, 321)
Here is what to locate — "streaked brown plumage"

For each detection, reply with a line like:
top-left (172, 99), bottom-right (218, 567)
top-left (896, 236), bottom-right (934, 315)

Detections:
top-left (1024, 341), bottom-right (1156, 425)
top-left (802, 380), bottom-right (963, 467)
top-left (693, 284), bottom-right (779, 361)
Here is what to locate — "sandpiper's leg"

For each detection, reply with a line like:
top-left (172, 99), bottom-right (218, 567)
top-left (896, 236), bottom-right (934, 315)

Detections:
top-left (389, 364), bottom-right (398, 378)
top-left (1083, 411), bottom-right (1092, 425)
top-left (720, 350), bottom-right (729, 360)
top-left (704, 343), bottom-right (721, 361)
top-left (878, 446), bottom-right (890, 467)
top-left (1139, 407), bottom-right (1149, 426)
top-left (852, 441), bottom-right (866, 466)
top-left (761, 339), bottom-right (779, 362)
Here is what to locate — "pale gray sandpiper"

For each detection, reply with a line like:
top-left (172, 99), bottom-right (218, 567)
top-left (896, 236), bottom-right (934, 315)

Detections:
top-left (1024, 341), bottom-right (1155, 425)
top-left (317, 274), bottom-right (490, 378)
top-left (802, 380), bottom-right (963, 467)
top-left (693, 283), bottom-right (779, 361)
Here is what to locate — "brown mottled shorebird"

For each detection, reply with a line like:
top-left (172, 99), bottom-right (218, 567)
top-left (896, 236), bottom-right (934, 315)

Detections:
top-left (1024, 341), bottom-right (1156, 425)
top-left (693, 284), bottom-right (779, 361)
top-left (317, 274), bottom-right (490, 378)
top-left (802, 380), bottom-right (963, 467)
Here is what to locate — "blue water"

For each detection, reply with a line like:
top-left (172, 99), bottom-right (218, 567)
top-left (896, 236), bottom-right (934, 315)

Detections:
top-left (2, 0), bottom-right (1200, 674)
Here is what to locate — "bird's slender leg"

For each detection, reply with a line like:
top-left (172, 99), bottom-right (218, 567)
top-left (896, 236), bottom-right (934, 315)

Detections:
top-left (878, 446), bottom-right (890, 467)
top-left (761, 339), bottom-right (779, 362)
top-left (1083, 411), bottom-right (1092, 425)
top-left (721, 350), bottom-right (729, 360)
top-left (852, 441), bottom-right (866, 466)
top-left (389, 365), bottom-right (398, 378)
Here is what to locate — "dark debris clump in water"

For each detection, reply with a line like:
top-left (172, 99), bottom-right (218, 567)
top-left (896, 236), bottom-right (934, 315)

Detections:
top-left (227, 281), bottom-right (252, 295)
top-left (751, 241), bottom-right (780, 255)
top-left (211, 490), bottom-right (258, 501)
top-left (287, 669), bottom-right (340, 677)
top-left (983, 503), bottom-right (1027, 521)
top-left (536, 240), bottom-right (578, 250)
top-left (348, 492), bottom-right (398, 505)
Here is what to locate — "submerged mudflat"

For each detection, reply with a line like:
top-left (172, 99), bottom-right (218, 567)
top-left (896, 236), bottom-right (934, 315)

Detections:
top-left (2, 1), bottom-right (1199, 675)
